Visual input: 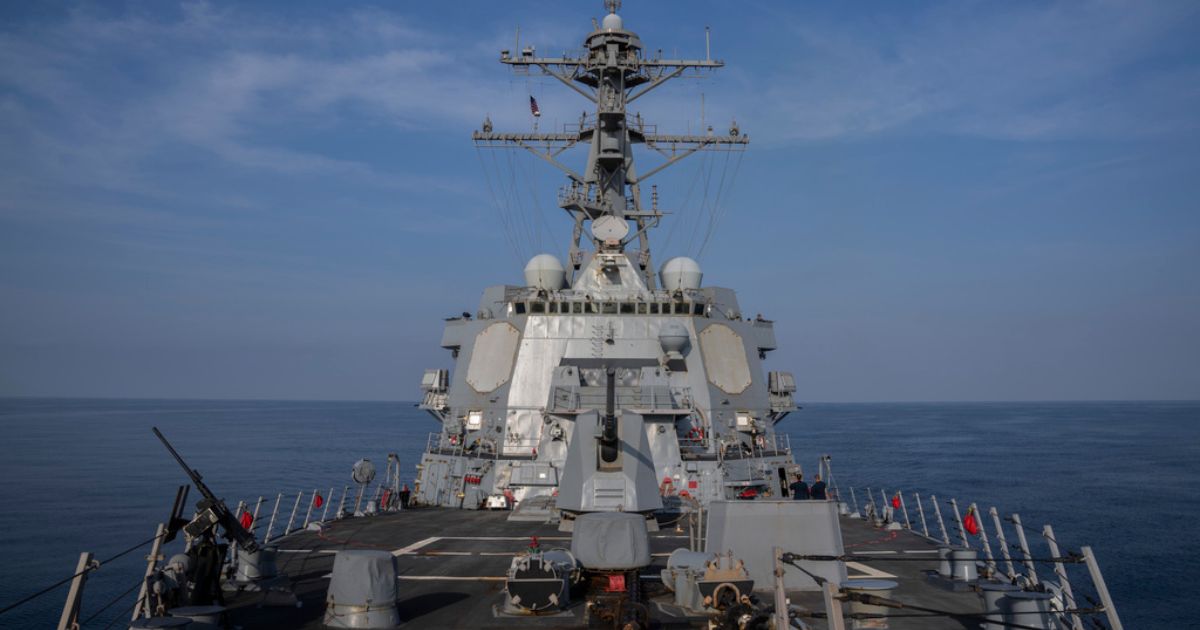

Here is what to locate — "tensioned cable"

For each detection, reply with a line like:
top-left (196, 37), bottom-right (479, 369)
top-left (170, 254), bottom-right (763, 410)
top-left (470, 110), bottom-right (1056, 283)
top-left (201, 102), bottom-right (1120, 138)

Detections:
top-left (79, 577), bottom-right (145, 626)
top-left (697, 149), bottom-right (744, 259)
top-left (0, 531), bottom-right (164, 617)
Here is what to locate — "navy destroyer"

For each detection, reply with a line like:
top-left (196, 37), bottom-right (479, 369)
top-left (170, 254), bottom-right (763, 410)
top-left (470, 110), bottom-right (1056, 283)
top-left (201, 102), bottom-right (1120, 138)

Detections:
top-left (24, 3), bottom-right (1125, 629)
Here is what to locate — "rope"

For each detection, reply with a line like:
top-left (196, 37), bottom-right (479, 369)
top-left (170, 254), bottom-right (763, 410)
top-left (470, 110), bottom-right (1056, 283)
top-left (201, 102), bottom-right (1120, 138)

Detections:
top-left (100, 598), bottom-right (143, 630)
top-left (79, 577), bottom-right (145, 625)
top-left (0, 531), bottom-right (164, 617)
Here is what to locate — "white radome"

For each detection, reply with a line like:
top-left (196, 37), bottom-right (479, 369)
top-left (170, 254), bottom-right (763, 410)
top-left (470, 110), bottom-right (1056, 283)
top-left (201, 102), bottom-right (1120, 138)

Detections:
top-left (659, 257), bottom-right (702, 291)
top-left (602, 13), bottom-right (623, 30)
top-left (524, 254), bottom-right (567, 290)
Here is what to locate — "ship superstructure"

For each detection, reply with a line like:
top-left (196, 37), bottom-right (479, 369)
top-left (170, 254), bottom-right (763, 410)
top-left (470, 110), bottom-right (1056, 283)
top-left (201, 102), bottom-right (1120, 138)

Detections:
top-left (16, 4), bottom-right (1129, 630)
top-left (413, 1), bottom-right (798, 521)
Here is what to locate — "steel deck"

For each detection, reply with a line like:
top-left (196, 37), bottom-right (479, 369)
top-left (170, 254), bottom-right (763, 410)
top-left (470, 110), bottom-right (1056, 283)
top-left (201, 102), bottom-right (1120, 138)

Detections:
top-left (222, 508), bottom-right (987, 629)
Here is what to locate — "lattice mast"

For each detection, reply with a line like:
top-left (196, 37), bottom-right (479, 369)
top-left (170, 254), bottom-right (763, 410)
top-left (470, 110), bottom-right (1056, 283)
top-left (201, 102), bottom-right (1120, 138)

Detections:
top-left (474, 0), bottom-right (748, 287)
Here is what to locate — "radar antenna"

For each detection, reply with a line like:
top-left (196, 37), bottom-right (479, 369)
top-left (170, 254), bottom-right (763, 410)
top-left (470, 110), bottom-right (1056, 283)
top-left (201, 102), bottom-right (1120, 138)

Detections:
top-left (475, 3), bottom-right (747, 286)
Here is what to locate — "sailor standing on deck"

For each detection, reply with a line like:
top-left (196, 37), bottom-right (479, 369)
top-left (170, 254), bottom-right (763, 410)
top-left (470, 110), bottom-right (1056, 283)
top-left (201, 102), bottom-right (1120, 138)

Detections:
top-left (789, 474), bottom-right (810, 500)
top-left (810, 475), bottom-right (827, 500)
top-left (399, 483), bottom-right (411, 508)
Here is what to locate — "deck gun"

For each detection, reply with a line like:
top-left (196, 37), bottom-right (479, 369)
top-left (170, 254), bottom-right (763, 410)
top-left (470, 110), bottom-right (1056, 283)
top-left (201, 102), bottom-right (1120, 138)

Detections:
top-left (153, 427), bottom-right (260, 554)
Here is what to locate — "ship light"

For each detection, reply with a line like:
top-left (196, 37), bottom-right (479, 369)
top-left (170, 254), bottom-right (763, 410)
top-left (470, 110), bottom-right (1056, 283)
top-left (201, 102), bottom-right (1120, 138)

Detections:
top-left (466, 410), bottom-right (484, 430)
top-left (735, 412), bottom-right (753, 430)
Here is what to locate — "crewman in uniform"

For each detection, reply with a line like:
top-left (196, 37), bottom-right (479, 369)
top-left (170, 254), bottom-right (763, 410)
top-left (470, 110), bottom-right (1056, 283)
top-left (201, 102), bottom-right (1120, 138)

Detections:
top-left (789, 473), bottom-right (810, 500)
top-left (810, 475), bottom-right (827, 500)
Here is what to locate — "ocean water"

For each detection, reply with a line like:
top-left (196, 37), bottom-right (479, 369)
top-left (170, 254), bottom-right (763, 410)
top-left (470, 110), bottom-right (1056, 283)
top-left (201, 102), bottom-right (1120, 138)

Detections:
top-left (0, 398), bottom-right (1195, 628)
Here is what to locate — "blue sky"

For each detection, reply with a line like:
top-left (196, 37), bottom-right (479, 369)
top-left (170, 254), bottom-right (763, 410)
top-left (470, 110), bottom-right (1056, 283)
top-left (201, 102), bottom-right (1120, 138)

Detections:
top-left (0, 0), bottom-right (1197, 401)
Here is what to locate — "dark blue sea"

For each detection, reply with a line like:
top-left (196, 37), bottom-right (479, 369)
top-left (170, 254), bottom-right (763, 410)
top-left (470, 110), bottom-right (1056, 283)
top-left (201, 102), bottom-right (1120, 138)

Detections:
top-left (0, 399), bottom-right (1195, 628)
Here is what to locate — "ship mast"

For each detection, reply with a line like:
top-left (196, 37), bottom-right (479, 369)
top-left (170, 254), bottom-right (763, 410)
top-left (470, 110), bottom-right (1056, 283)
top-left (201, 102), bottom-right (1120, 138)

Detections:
top-left (474, 0), bottom-right (748, 288)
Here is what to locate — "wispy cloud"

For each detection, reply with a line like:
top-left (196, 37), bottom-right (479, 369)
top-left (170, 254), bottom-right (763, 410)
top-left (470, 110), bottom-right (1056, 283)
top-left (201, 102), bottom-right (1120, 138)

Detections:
top-left (745, 0), bottom-right (1200, 141)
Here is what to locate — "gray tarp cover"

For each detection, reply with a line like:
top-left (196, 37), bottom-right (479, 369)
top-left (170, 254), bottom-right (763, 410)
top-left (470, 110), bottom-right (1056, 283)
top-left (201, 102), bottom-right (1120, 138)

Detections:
top-left (327, 550), bottom-right (398, 606)
top-left (570, 512), bottom-right (651, 570)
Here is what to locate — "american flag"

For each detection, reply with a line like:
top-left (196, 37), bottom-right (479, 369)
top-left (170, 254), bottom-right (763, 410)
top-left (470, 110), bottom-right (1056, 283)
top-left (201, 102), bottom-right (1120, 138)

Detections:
top-left (529, 95), bottom-right (541, 117)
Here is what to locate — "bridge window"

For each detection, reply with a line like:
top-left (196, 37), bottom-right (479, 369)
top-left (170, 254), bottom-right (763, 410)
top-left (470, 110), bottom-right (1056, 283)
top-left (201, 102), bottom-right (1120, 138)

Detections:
top-left (620, 303), bottom-right (634, 314)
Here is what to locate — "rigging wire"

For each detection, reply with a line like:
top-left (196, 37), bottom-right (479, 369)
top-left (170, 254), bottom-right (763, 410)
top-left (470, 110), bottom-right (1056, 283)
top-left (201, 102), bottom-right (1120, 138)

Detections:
top-left (0, 531), bottom-right (164, 618)
top-left (474, 146), bottom-right (525, 267)
top-left (80, 577), bottom-right (145, 626)
top-left (685, 146), bottom-right (718, 257)
top-left (698, 149), bottom-right (745, 259)
top-left (696, 147), bottom-right (734, 259)
top-left (660, 148), bottom-right (708, 257)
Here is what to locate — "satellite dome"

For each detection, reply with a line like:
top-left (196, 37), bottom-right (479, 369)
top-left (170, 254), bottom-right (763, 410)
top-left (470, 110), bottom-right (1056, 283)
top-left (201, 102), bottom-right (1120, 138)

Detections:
top-left (659, 257), bottom-right (702, 291)
top-left (658, 321), bottom-right (690, 360)
top-left (524, 254), bottom-right (567, 290)
top-left (602, 13), bottom-right (623, 30)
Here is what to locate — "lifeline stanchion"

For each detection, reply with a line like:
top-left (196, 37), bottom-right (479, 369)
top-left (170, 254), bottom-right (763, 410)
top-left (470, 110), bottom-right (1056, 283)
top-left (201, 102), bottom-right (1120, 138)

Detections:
top-left (130, 523), bottom-right (166, 621)
top-left (971, 502), bottom-right (996, 573)
top-left (337, 485), bottom-right (349, 518)
top-left (1010, 513), bottom-right (1039, 586)
top-left (1081, 545), bottom-right (1123, 630)
top-left (914, 492), bottom-right (929, 537)
top-left (251, 496), bottom-right (264, 534)
top-left (321, 486), bottom-right (334, 522)
top-left (264, 492), bottom-right (282, 543)
top-left (302, 488), bottom-right (318, 529)
top-left (990, 506), bottom-right (1016, 580)
top-left (1043, 524), bottom-right (1083, 630)
top-left (284, 491), bottom-right (302, 535)
top-left (930, 494), bottom-right (950, 544)
top-left (55, 552), bottom-right (93, 630)
top-left (949, 498), bottom-right (970, 549)
top-left (898, 491), bottom-right (912, 530)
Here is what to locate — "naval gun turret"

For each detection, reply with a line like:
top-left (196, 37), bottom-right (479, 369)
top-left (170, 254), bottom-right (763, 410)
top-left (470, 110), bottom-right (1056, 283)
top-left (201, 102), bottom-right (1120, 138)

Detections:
top-left (555, 366), bottom-right (662, 529)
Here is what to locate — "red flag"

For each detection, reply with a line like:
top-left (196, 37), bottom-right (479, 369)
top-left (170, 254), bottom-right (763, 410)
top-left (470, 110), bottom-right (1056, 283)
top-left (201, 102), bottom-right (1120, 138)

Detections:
top-left (239, 511), bottom-right (253, 530)
top-left (963, 512), bottom-right (980, 536)
top-left (606, 574), bottom-right (626, 592)
top-left (529, 95), bottom-right (541, 117)
top-left (313, 493), bottom-right (324, 509)
top-left (891, 495), bottom-right (901, 509)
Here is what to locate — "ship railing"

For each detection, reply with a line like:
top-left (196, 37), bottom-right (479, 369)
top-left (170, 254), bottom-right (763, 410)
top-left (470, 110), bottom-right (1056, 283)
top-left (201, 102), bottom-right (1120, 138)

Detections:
top-left (832, 482), bottom-right (1124, 630)
top-left (424, 431), bottom-right (541, 460)
top-left (35, 473), bottom-right (411, 629)
top-left (549, 385), bottom-right (690, 412)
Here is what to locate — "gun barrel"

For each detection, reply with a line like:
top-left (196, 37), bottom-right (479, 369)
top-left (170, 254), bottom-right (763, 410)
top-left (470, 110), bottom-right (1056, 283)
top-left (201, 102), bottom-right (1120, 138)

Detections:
top-left (153, 427), bottom-right (259, 553)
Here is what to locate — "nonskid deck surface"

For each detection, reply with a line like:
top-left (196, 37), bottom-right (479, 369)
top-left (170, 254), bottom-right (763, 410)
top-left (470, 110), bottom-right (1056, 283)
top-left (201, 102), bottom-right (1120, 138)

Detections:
top-left (223, 508), bottom-right (984, 629)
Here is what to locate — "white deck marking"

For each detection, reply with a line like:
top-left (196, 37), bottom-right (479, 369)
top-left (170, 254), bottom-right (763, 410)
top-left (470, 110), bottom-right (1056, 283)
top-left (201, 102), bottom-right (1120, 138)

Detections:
top-left (436, 536), bottom-right (571, 541)
top-left (393, 536), bottom-right (441, 556)
top-left (845, 562), bottom-right (897, 579)
top-left (854, 549), bottom-right (937, 556)
top-left (396, 575), bottom-right (506, 582)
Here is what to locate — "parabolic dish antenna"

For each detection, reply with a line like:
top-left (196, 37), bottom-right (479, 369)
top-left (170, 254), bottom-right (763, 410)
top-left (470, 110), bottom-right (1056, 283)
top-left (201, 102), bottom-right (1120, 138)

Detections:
top-left (591, 215), bottom-right (630, 242)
